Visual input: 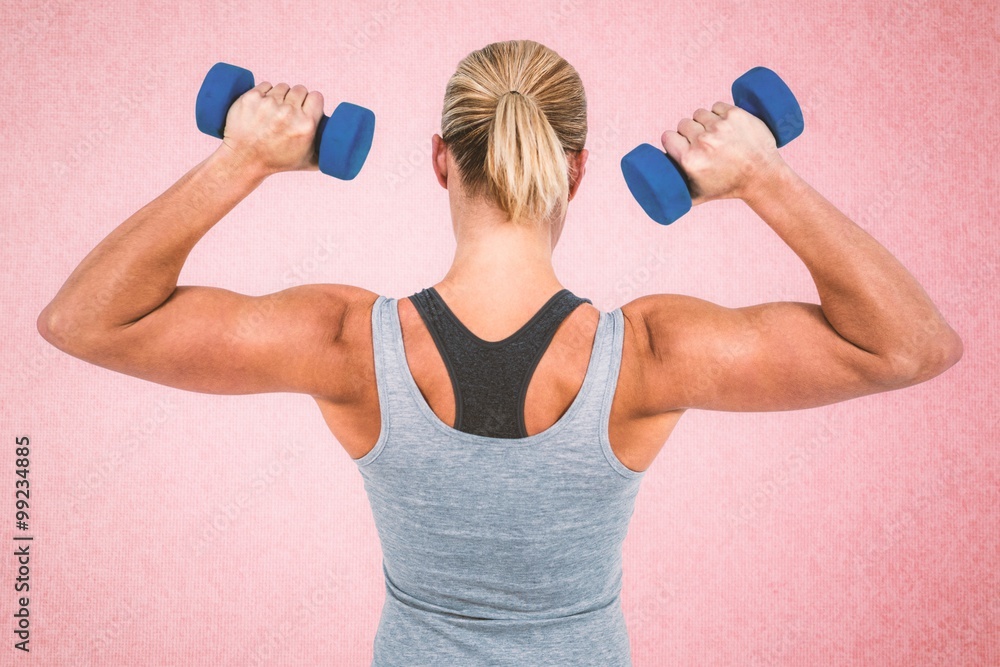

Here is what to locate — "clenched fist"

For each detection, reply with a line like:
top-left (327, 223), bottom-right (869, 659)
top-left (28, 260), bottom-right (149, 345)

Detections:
top-left (220, 81), bottom-right (326, 176)
top-left (661, 101), bottom-right (785, 205)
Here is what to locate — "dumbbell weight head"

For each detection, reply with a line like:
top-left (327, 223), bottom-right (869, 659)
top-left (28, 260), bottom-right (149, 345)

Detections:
top-left (317, 102), bottom-right (376, 181)
top-left (731, 67), bottom-right (803, 148)
top-left (194, 62), bottom-right (375, 180)
top-left (196, 62), bottom-right (255, 139)
top-left (620, 144), bottom-right (693, 226)
top-left (621, 66), bottom-right (803, 225)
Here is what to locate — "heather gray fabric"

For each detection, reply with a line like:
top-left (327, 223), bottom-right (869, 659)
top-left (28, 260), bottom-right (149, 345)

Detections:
top-left (408, 286), bottom-right (593, 438)
top-left (353, 295), bottom-right (646, 666)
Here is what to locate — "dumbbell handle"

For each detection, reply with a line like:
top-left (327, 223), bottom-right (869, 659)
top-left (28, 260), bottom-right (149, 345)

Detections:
top-left (621, 67), bottom-right (803, 225)
top-left (195, 62), bottom-right (374, 180)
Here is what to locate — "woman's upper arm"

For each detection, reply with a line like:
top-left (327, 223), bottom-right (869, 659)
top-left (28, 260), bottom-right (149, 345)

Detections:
top-left (45, 283), bottom-right (378, 398)
top-left (622, 293), bottom-right (910, 414)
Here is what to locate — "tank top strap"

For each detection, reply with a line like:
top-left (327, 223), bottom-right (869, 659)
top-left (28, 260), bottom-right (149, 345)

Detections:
top-left (589, 307), bottom-right (641, 479)
top-left (352, 295), bottom-right (411, 466)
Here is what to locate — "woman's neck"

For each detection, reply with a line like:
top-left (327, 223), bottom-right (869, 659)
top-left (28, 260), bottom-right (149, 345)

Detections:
top-left (435, 210), bottom-right (565, 312)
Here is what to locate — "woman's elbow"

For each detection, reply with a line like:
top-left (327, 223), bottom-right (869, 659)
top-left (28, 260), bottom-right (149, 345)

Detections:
top-left (930, 329), bottom-right (964, 376)
top-left (36, 303), bottom-right (64, 346)
top-left (36, 303), bottom-right (99, 355)
top-left (893, 329), bottom-right (964, 386)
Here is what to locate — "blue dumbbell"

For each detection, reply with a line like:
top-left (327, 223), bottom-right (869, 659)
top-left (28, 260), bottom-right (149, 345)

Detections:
top-left (195, 62), bottom-right (375, 180)
top-left (621, 67), bottom-right (803, 225)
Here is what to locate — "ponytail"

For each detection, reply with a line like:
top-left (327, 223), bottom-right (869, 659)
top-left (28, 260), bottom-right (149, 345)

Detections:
top-left (488, 90), bottom-right (570, 224)
top-left (441, 40), bottom-right (587, 226)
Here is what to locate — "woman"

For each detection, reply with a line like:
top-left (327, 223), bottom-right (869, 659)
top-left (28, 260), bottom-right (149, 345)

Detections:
top-left (38, 40), bottom-right (961, 665)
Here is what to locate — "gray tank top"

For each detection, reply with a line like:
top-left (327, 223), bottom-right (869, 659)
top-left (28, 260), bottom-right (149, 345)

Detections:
top-left (353, 294), bottom-right (646, 666)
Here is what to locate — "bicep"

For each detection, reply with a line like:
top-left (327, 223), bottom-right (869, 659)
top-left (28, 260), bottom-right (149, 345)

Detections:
top-left (626, 294), bottom-right (900, 413)
top-left (81, 284), bottom-right (366, 396)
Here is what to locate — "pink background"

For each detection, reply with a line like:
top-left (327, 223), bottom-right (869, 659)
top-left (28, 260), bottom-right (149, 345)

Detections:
top-left (2, 1), bottom-right (998, 665)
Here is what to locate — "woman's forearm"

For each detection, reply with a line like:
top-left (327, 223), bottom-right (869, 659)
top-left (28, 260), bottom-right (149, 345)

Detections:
top-left (38, 146), bottom-right (267, 344)
top-left (742, 158), bottom-right (962, 376)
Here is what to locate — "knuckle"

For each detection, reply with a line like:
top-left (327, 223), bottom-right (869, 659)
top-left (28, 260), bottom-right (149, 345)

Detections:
top-left (293, 120), bottom-right (314, 137)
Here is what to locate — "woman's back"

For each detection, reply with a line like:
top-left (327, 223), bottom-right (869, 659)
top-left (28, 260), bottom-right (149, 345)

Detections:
top-left (313, 284), bottom-right (683, 474)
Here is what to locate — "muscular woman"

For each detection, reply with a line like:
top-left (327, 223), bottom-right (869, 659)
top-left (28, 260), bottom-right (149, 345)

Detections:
top-left (38, 40), bottom-right (962, 666)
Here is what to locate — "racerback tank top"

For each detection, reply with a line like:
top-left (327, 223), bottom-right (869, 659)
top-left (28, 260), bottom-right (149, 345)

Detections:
top-left (353, 293), bottom-right (646, 666)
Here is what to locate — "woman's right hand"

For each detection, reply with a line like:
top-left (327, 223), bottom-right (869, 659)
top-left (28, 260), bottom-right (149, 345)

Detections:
top-left (220, 81), bottom-right (325, 177)
top-left (661, 101), bottom-right (785, 206)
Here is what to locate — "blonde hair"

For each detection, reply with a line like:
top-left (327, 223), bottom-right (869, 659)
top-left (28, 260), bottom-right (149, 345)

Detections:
top-left (441, 40), bottom-right (587, 226)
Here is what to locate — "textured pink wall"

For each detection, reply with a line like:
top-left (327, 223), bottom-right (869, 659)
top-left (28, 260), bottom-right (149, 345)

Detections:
top-left (2, 0), bottom-right (997, 665)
